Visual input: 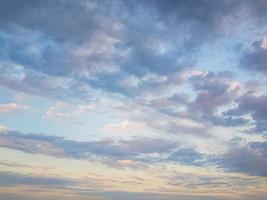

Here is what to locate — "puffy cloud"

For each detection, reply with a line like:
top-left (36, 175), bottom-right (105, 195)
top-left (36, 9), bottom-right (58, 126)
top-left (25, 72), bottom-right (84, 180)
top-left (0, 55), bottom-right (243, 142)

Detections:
top-left (0, 0), bottom-right (265, 134)
top-left (1, 1), bottom-right (267, 199)
top-left (188, 71), bottom-right (240, 113)
top-left (0, 62), bottom-right (92, 100)
top-left (178, 71), bottom-right (248, 128)
top-left (0, 0), bottom-right (265, 98)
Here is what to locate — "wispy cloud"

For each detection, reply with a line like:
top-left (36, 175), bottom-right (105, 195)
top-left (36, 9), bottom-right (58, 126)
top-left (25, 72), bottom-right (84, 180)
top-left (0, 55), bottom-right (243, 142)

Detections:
top-left (0, 103), bottom-right (29, 114)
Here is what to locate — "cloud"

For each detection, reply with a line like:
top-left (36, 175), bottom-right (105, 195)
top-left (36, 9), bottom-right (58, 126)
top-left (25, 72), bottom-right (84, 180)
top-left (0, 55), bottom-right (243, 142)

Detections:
top-left (43, 101), bottom-right (94, 123)
top-left (225, 93), bottom-right (267, 133)
top-left (0, 130), bottom-right (181, 166)
top-left (168, 174), bottom-right (232, 189)
top-left (0, 0), bottom-right (264, 99)
top-left (215, 141), bottom-right (267, 177)
top-left (0, 102), bottom-right (29, 113)
top-left (0, 129), bottom-right (219, 168)
top-left (103, 120), bottom-right (151, 136)
top-left (0, 188), bottom-right (230, 200)
top-left (115, 70), bottom-right (248, 137)
top-left (0, 130), bottom-right (266, 187)
top-left (0, 160), bottom-right (52, 171)
top-left (188, 71), bottom-right (240, 113)
top-left (261, 36), bottom-right (267, 49)
top-left (0, 124), bottom-right (7, 131)
top-left (1, 1), bottom-right (267, 199)
top-left (97, 191), bottom-right (228, 200)
top-left (0, 0), bottom-right (265, 135)
top-left (0, 171), bottom-right (74, 187)
top-left (241, 37), bottom-right (267, 74)
top-left (178, 71), bottom-right (248, 128)
top-left (168, 148), bottom-right (204, 166)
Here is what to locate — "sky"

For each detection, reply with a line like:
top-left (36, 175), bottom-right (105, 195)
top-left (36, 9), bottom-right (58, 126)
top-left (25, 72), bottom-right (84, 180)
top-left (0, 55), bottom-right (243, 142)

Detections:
top-left (0, 0), bottom-right (267, 199)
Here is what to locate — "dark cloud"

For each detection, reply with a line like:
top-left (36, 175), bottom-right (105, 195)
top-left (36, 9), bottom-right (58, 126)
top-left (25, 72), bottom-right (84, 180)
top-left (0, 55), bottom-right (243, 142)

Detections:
top-left (249, 141), bottom-right (267, 156)
top-left (0, 130), bottom-right (218, 168)
top-left (1, 1), bottom-right (267, 198)
top-left (119, 137), bottom-right (176, 154)
top-left (0, 63), bottom-right (93, 100)
top-left (0, 0), bottom-right (194, 82)
top-left (97, 191), bottom-right (227, 200)
top-left (0, 0), bottom-right (266, 135)
top-left (0, 172), bottom-right (74, 187)
top-left (216, 141), bottom-right (267, 177)
top-left (177, 71), bottom-right (246, 127)
top-left (0, 130), bottom-right (179, 165)
top-left (241, 39), bottom-right (267, 74)
top-left (203, 115), bottom-right (248, 127)
top-left (0, 0), bottom-right (97, 42)
top-left (0, 0), bottom-right (265, 98)
top-left (225, 93), bottom-right (267, 133)
top-left (0, 190), bottom-right (229, 200)
top-left (188, 71), bottom-right (238, 113)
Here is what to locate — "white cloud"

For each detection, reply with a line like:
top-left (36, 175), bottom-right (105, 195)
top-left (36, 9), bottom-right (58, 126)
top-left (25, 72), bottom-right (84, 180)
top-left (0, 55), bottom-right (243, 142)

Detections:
top-left (43, 101), bottom-right (95, 123)
top-left (105, 120), bottom-right (141, 130)
top-left (261, 36), bottom-right (267, 49)
top-left (0, 124), bottom-right (7, 132)
top-left (0, 103), bottom-right (29, 114)
top-left (103, 120), bottom-right (154, 136)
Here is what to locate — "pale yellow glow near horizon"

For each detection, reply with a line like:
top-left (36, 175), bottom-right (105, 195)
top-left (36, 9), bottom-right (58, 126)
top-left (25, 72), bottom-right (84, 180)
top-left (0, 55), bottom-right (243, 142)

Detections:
top-left (1, 146), bottom-right (267, 200)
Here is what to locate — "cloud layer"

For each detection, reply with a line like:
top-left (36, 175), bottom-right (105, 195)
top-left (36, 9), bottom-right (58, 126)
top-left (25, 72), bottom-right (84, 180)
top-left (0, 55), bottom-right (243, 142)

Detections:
top-left (1, 1), bottom-right (267, 200)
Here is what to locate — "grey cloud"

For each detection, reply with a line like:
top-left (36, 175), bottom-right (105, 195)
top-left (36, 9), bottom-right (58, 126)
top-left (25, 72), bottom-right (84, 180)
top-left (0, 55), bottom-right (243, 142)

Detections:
top-left (173, 71), bottom-right (247, 128)
top-left (119, 137), bottom-right (176, 154)
top-left (1, 129), bottom-right (267, 181)
top-left (96, 191), bottom-right (227, 200)
top-left (0, 0), bottom-right (98, 42)
top-left (0, 130), bottom-right (178, 165)
top-left (1, 0), bottom-right (264, 98)
top-left (188, 71), bottom-right (238, 113)
top-left (0, 0), bottom-right (192, 78)
top-left (225, 93), bottom-right (267, 133)
top-left (0, 172), bottom-right (74, 187)
top-left (0, 0), bottom-right (266, 135)
top-left (162, 121), bottom-right (210, 136)
top-left (249, 141), bottom-right (267, 157)
top-left (203, 115), bottom-right (248, 127)
top-left (216, 141), bottom-right (267, 177)
top-left (0, 130), bottom-right (213, 168)
top-left (0, 63), bottom-right (93, 100)
top-left (241, 39), bottom-right (267, 74)
top-left (168, 175), bottom-right (232, 189)
top-left (0, 190), bottom-right (229, 200)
